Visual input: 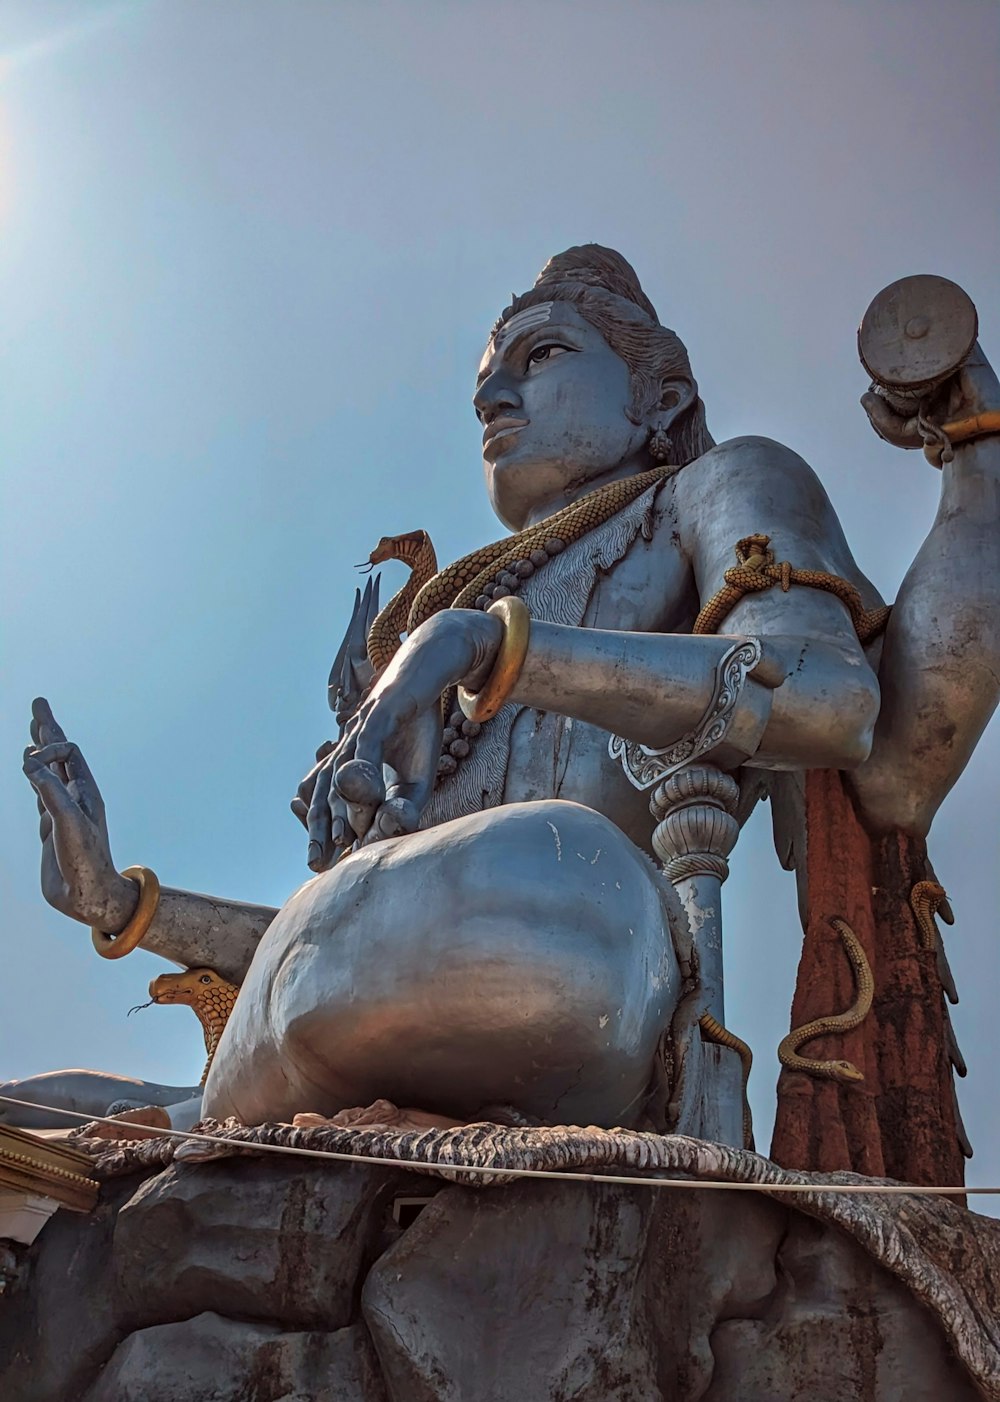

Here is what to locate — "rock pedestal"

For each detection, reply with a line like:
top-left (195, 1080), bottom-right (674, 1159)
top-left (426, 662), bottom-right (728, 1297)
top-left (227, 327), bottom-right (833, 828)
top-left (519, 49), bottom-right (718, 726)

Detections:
top-left (0, 1156), bottom-right (987, 1402)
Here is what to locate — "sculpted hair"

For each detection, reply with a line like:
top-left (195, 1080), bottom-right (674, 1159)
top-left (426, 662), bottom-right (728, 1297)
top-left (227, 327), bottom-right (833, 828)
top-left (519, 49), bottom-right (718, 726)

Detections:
top-left (495, 244), bottom-right (714, 467)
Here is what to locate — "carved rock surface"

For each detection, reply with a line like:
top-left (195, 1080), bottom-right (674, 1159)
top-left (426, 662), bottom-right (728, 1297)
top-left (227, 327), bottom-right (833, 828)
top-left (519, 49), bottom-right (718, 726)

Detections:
top-left (113, 1158), bottom-right (416, 1333)
top-left (365, 1179), bottom-right (662, 1401)
top-left (84, 1311), bottom-right (385, 1402)
top-left (0, 1156), bottom-right (989, 1402)
top-left (364, 1180), bottom-right (983, 1402)
top-left (704, 1213), bottom-right (980, 1402)
top-left (0, 1179), bottom-right (134, 1402)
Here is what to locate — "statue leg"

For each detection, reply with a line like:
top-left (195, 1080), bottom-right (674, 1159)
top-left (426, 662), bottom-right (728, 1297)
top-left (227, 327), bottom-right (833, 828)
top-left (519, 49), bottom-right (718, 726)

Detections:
top-left (204, 800), bottom-right (686, 1130)
top-left (0, 1071), bottom-right (202, 1129)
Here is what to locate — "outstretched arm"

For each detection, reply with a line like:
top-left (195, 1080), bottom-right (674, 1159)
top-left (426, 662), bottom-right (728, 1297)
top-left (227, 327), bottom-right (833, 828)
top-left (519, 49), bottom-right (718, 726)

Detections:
top-left (512, 437), bottom-right (881, 770)
top-left (24, 699), bottom-right (276, 984)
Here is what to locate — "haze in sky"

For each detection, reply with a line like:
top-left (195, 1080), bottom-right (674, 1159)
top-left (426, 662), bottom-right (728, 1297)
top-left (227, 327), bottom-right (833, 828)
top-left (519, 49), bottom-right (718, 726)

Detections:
top-left (1, 0), bottom-right (997, 1196)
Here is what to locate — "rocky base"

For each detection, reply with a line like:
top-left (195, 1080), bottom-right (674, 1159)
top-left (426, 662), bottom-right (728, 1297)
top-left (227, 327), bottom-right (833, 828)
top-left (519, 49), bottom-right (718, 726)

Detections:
top-left (0, 1152), bottom-right (991, 1401)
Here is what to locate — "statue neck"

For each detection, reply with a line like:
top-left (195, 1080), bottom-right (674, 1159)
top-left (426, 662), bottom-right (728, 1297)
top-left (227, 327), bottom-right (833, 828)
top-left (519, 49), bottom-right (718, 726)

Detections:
top-left (523, 460), bottom-right (648, 528)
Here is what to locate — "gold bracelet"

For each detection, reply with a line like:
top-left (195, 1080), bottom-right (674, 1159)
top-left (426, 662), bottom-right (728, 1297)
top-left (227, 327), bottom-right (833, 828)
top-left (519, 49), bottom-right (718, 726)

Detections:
top-left (941, 409), bottom-right (1000, 445)
top-left (457, 596), bottom-right (531, 724)
top-left (91, 866), bottom-right (161, 960)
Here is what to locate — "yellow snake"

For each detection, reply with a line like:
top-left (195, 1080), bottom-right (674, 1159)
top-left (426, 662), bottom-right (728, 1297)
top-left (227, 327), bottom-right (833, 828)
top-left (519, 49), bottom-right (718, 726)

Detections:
top-left (698, 1013), bottom-right (754, 1148)
top-left (777, 919), bottom-right (875, 1083)
top-left (148, 969), bottom-right (241, 1086)
top-left (366, 467), bottom-right (674, 671)
top-left (909, 880), bottom-right (951, 951)
top-left (693, 534), bottom-right (891, 643)
top-left (365, 530), bottom-right (439, 671)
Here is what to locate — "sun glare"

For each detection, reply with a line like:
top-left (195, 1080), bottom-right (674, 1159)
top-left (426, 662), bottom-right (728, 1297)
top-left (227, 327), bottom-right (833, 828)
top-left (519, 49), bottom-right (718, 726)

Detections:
top-left (0, 4), bottom-right (143, 85)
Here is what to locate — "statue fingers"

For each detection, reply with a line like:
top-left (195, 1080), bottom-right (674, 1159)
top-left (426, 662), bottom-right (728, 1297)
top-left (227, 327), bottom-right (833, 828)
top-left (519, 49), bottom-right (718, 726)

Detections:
top-left (334, 759), bottom-right (384, 841)
top-left (31, 697), bottom-right (68, 749)
top-left (360, 797), bottom-right (421, 846)
top-left (24, 740), bottom-right (90, 805)
top-left (23, 746), bottom-right (78, 819)
top-left (25, 750), bottom-right (108, 910)
top-left (296, 757), bottom-right (324, 811)
top-left (306, 761), bottom-right (334, 872)
top-left (382, 709), bottom-right (440, 817)
top-left (48, 738), bottom-right (105, 824)
top-left (860, 391), bottom-right (923, 449)
top-left (327, 795), bottom-right (354, 857)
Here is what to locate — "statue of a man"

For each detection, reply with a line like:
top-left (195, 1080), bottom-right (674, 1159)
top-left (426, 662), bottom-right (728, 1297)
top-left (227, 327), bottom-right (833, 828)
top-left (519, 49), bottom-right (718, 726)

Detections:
top-left (20, 247), bottom-right (999, 1163)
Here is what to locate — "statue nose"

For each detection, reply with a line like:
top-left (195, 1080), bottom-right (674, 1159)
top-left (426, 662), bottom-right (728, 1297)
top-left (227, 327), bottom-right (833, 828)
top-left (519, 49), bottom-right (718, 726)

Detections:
top-left (474, 373), bottom-right (522, 424)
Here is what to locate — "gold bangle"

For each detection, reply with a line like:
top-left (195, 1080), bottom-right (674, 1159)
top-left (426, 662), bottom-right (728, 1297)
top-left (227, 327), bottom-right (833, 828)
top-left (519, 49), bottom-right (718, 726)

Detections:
top-left (457, 596), bottom-right (531, 723)
top-left (941, 409), bottom-right (1000, 445)
top-left (91, 866), bottom-right (161, 960)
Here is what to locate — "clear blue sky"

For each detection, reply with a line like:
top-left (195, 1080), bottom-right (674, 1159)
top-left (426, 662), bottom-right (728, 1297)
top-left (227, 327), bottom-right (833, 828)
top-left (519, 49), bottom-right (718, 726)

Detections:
top-left (1, 0), bottom-right (997, 1194)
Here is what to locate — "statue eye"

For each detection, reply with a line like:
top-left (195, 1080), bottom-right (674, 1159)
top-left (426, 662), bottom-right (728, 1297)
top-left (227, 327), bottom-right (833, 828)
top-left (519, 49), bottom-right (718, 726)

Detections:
top-left (199, 974), bottom-right (212, 984)
top-left (526, 343), bottom-right (571, 370)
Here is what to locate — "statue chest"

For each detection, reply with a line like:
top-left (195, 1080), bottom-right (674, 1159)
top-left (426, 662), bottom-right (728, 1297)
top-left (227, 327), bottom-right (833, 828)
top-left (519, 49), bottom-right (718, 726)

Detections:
top-left (503, 495), bottom-right (694, 848)
top-left (580, 492), bottom-right (695, 633)
top-left (422, 484), bottom-right (692, 843)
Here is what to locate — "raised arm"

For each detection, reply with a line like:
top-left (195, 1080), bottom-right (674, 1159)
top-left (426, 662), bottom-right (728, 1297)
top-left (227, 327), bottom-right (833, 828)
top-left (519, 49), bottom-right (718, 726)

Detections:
top-left (851, 342), bottom-right (1000, 835)
top-left (23, 699), bottom-right (275, 983)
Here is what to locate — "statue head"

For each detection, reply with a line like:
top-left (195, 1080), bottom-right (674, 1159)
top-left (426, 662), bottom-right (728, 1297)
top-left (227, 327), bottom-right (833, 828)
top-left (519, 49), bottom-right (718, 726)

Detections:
top-left (475, 245), bottom-right (713, 529)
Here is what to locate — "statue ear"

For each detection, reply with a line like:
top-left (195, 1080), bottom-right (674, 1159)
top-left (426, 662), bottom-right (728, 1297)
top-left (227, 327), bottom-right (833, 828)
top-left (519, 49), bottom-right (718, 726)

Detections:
top-left (655, 377), bottom-right (696, 433)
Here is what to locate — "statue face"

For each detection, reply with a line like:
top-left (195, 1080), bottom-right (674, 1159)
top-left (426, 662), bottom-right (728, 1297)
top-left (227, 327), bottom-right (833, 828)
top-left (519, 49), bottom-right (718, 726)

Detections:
top-left (475, 301), bottom-right (648, 529)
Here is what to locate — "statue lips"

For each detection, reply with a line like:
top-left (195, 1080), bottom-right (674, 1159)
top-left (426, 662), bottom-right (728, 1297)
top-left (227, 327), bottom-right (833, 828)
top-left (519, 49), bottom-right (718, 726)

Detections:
top-left (482, 415), bottom-right (528, 459)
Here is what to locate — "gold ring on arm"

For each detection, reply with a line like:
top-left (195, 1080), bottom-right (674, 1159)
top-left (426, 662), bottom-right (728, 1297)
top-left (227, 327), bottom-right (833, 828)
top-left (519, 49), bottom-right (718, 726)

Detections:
top-left (91, 866), bottom-right (161, 959)
top-left (457, 596), bottom-right (531, 724)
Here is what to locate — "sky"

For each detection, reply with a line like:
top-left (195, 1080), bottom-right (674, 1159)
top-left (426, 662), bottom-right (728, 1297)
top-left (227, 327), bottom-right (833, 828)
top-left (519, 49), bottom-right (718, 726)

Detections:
top-left (1, 0), bottom-right (997, 1199)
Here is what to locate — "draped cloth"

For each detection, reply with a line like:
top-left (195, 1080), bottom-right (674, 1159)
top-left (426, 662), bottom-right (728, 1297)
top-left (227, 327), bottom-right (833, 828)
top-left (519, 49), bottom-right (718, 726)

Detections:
top-left (770, 767), bottom-right (967, 1189)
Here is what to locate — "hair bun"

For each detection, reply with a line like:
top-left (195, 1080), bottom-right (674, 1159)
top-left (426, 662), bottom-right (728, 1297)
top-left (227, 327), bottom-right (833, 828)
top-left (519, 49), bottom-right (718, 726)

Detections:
top-left (533, 244), bottom-right (659, 325)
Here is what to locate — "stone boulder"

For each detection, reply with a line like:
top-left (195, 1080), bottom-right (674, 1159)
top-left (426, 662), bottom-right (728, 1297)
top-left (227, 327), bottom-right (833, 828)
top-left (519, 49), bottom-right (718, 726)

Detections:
top-left (112, 1157), bottom-right (420, 1334)
top-left (84, 1312), bottom-right (385, 1402)
top-left (0, 1153), bottom-right (989, 1401)
top-left (364, 1180), bottom-right (983, 1401)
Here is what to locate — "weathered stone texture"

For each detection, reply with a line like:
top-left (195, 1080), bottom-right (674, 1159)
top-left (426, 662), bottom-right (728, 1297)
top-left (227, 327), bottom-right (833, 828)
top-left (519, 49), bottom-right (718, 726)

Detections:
top-left (0, 1160), bottom-right (988, 1402)
top-left (0, 1179), bottom-right (134, 1402)
top-left (703, 1213), bottom-right (981, 1402)
top-left (112, 1158), bottom-right (416, 1333)
top-left (365, 1181), bottom-right (983, 1402)
top-left (364, 1180), bottom-right (662, 1401)
top-left (84, 1311), bottom-right (385, 1402)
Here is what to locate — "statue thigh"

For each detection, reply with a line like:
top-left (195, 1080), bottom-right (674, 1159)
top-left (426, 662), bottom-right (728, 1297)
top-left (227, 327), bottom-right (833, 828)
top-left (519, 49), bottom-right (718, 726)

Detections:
top-left (204, 799), bottom-right (683, 1128)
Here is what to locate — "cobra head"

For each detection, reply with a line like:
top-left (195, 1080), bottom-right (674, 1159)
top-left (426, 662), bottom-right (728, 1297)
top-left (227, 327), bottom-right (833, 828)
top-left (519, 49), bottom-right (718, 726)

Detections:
top-left (149, 969), bottom-right (224, 1007)
top-left (359, 530), bottom-right (430, 569)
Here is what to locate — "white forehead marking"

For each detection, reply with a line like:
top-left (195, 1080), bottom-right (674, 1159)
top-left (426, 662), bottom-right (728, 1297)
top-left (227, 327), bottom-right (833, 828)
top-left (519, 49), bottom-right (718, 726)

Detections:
top-left (493, 301), bottom-right (556, 349)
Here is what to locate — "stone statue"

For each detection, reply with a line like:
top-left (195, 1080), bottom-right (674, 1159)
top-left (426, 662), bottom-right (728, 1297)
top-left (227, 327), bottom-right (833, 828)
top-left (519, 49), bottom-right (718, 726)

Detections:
top-left (16, 249), bottom-right (1000, 1170)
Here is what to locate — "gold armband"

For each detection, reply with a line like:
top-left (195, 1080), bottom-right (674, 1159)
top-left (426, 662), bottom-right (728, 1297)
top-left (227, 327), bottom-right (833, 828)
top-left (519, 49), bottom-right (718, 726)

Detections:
top-left (457, 596), bottom-right (531, 724)
top-left (91, 866), bottom-right (161, 960)
top-left (941, 409), bottom-right (1000, 446)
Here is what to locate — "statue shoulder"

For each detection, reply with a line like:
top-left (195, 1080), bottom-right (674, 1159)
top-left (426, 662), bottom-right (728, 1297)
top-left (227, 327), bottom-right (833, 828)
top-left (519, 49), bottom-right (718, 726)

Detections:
top-left (676, 435), bottom-right (829, 516)
top-left (672, 435), bottom-right (874, 593)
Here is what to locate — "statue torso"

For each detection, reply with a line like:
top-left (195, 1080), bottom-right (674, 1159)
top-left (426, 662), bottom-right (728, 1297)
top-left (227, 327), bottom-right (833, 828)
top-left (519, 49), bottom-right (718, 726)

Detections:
top-left (503, 480), bottom-right (696, 851)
